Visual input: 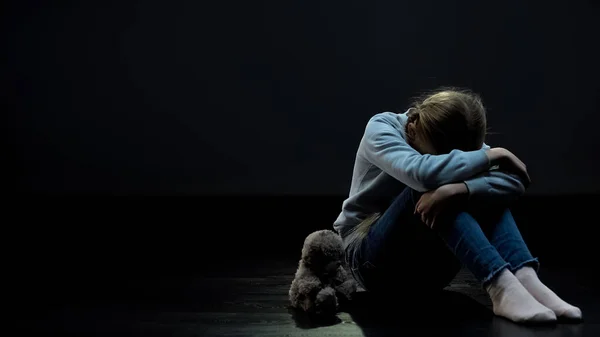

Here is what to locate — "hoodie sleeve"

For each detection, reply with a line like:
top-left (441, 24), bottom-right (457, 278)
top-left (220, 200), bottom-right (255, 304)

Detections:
top-left (463, 143), bottom-right (527, 201)
top-left (360, 114), bottom-right (490, 192)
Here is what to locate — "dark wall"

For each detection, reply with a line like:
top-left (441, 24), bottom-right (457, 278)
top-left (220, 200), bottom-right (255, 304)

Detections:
top-left (4, 0), bottom-right (600, 195)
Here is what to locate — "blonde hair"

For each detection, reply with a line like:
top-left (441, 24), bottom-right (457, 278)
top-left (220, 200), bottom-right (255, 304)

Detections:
top-left (406, 88), bottom-right (487, 154)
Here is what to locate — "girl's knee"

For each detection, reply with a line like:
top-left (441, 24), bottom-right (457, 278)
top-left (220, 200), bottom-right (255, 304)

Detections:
top-left (445, 211), bottom-right (479, 225)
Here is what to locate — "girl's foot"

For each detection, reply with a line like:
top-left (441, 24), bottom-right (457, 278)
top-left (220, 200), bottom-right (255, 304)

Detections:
top-left (486, 268), bottom-right (556, 323)
top-left (515, 266), bottom-right (583, 321)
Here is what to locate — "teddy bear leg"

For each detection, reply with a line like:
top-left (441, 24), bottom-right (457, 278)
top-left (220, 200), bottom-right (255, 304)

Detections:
top-left (335, 279), bottom-right (357, 304)
top-left (314, 287), bottom-right (338, 316)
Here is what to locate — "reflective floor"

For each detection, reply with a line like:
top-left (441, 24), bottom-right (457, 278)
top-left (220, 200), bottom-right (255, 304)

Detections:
top-left (18, 258), bottom-right (597, 337)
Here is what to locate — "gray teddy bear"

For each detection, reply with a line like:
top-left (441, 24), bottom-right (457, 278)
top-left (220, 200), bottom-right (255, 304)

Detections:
top-left (289, 230), bottom-right (358, 316)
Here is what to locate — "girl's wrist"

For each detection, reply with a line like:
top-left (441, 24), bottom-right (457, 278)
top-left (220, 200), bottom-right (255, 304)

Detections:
top-left (441, 182), bottom-right (469, 197)
top-left (486, 147), bottom-right (507, 166)
top-left (452, 182), bottom-right (469, 196)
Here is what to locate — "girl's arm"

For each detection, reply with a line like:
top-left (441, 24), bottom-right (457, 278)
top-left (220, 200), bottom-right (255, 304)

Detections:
top-left (360, 114), bottom-right (492, 192)
top-left (463, 143), bottom-right (527, 202)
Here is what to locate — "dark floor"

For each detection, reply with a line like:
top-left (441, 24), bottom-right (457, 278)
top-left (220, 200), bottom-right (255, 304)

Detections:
top-left (11, 195), bottom-right (599, 336)
top-left (17, 257), bottom-right (599, 337)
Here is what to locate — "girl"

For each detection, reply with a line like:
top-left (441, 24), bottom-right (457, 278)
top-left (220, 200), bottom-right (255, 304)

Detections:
top-left (333, 88), bottom-right (582, 324)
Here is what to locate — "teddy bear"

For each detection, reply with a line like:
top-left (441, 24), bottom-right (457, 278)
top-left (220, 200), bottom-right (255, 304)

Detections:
top-left (288, 229), bottom-right (358, 317)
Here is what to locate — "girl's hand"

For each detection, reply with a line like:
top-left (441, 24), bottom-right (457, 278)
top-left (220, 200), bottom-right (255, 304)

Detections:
top-left (487, 148), bottom-right (531, 187)
top-left (415, 183), bottom-right (468, 228)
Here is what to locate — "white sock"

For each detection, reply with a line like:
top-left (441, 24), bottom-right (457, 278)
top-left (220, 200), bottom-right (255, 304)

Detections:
top-left (486, 268), bottom-right (556, 323)
top-left (515, 266), bottom-right (582, 320)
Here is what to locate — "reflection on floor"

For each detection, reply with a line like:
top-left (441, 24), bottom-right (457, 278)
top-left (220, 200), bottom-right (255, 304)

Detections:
top-left (19, 258), bottom-right (597, 337)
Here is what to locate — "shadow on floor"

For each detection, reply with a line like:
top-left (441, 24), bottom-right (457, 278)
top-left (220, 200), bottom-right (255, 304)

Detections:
top-left (348, 289), bottom-right (492, 327)
top-left (290, 289), bottom-right (586, 337)
top-left (288, 307), bottom-right (343, 329)
top-left (288, 289), bottom-right (491, 332)
top-left (488, 319), bottom-right (584, 337)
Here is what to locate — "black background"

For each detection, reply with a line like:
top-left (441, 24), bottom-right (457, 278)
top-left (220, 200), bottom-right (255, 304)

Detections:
top-left (4, 0), bottom-right (600, 195)
top-left (3, 1), bottom-right (599, 295)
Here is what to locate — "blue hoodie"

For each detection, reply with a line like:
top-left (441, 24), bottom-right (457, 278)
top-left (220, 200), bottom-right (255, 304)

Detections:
top-left (333, 111), bottom-right (525, 246)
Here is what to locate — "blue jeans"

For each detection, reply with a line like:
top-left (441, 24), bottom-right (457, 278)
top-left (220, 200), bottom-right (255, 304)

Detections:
top-left (348, 187), bottom-right (539, 292)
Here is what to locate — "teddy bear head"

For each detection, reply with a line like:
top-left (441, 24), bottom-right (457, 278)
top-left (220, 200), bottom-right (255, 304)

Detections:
top-left (301, 230), bottom-right (344, 276)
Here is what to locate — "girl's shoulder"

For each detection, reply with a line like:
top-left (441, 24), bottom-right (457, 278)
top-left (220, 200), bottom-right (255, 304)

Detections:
top-left (367, 111), bottom-right (409, 129)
